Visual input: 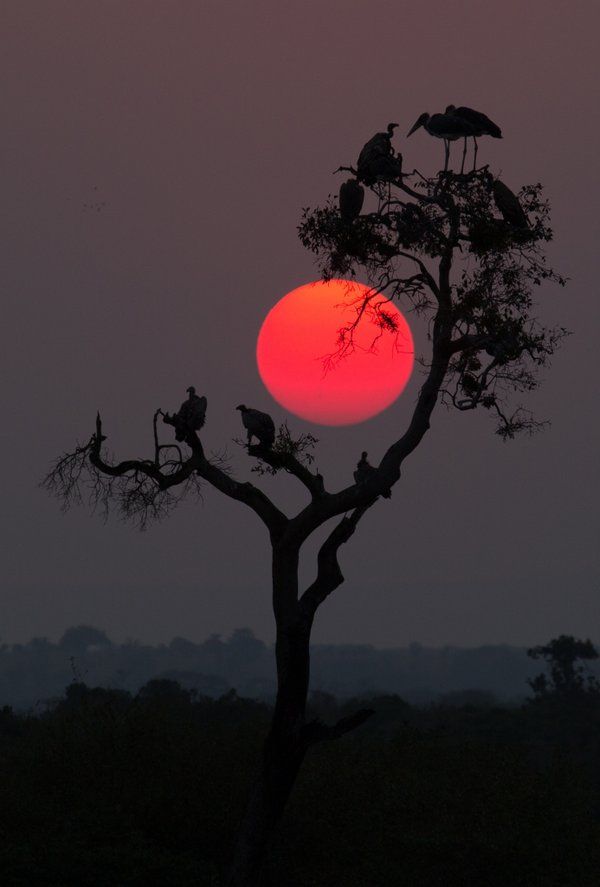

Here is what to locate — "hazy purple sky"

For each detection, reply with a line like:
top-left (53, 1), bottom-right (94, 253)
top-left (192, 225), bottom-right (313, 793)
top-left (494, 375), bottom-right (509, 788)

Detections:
top-left (2, 1), bottom-right (598, 647)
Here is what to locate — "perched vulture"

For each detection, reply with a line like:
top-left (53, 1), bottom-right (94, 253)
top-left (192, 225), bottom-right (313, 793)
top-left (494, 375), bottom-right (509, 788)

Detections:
top-left (353, 451), bottom-right (391, 499)
top-left (357, 123), bottom-right (402, 186)
top-left (236, 404), bottom-right (276, 449)
top-left (339, 178), bottom-right (365, 222)
top-left (492, 179), bottom-right (528, 229)
top-left (164, 386), bottom-right (207, 441)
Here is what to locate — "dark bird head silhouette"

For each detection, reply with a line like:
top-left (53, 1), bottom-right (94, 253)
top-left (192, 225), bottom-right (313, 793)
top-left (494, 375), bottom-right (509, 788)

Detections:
top-left (407, 112), bottom-right (430, 137)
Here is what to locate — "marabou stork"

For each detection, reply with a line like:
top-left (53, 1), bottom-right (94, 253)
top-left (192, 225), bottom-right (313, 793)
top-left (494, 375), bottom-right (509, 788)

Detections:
top-left (339, 178), bottom-right (365, 222)
top-left (445, 105), bottom-right (502, 171)
top-left (236, 404), bottom-right (276, 449)
top-left (407, 112), bottom-right (477, 172)
top-left (356, 123), bottom-right (402, 186)
top-left (492, 179), bottom-right (528, 229)
top-left (164, 386), bottom-right (207, 441)
top-left (353, 451), bottom-right (392, 499)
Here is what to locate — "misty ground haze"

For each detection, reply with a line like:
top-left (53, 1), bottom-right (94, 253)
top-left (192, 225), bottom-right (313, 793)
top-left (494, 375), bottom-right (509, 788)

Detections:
top-left (5, 624), bottom-right (600, 713)
top-left (1, 1), bottom-right (598, 648)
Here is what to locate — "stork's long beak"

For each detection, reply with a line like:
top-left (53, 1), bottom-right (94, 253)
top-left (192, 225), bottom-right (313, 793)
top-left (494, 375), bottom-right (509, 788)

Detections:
top-left (407, 119), bottom-right (422, 137)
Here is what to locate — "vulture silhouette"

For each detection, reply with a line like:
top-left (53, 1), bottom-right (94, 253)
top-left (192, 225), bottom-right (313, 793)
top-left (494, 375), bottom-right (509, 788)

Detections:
top-left (356, 123), bottom-right (402, 185)
top-left (339, 178), bottom-right (365, 222)
top-left (492, 179), bottom-right (528, 228)
top-left (236, 404), bottom-right (276, 449)
top-left (164, 386), bottom-right (207, 441)
top-left (353, 451), bottom-right (391, 498)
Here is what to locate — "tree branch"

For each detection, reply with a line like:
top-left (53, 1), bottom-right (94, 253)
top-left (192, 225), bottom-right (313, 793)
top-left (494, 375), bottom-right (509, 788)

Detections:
top-left (301, 708), bottom-right (375, 746)
top-left (448, 332), bottom-right (492, 354)
top-left (248, 445), bottom-right (326, 499)
top-left (88, 415), bottom-right (288, 537)
top-left (299, 504), bottom-right (372, 618)
top-left (395, 251), bottom-right (440, 299)
top-left (286, 301), bottom-right (452, 543)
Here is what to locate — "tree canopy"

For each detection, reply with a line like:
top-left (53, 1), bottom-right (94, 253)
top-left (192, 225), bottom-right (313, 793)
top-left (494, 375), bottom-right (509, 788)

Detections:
top-left (299, 168), bottom-right (566, 439)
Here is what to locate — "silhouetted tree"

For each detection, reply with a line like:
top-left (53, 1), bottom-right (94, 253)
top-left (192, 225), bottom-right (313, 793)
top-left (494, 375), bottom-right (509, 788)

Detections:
top-left (228, 628), bottom-right (268, 664)
top-left (528, 635), bottom-right (600, 698)
top-left (59, 625), bottom-right (112, 654)
top-left (43, 132), bottom-right (566, 885)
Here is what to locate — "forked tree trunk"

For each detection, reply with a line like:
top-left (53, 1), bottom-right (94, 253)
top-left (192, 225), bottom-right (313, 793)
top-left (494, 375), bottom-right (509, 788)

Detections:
top-left (228, 545), bottom-right (312, 887)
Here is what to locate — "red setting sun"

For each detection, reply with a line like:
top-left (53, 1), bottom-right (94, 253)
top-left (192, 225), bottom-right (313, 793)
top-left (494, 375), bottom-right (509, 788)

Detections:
top-left (256, 280), bottom-right (414, 426)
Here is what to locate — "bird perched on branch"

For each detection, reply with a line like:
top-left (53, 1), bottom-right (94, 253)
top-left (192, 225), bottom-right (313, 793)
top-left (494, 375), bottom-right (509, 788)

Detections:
top-left (445, 105), bottom-right (502, 171)
top-left (407, 112), bottom-right (477, 172)
top-left (492, 178), bottom-right (528, 229)
top-left (164, 386), bottom-right (207, 441)
top-left (356, 123), bottom-right (402, 186)
top-left (339, 178), bottom-right (365, 222)
top-left (353, 451), bottom-right (391, 498)
top-left (236, 404), bottom-right (276, 449)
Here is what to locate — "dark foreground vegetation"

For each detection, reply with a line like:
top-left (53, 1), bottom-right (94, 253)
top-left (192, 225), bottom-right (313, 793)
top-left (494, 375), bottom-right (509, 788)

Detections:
top-left (2, 639), bottom-right (600, 887)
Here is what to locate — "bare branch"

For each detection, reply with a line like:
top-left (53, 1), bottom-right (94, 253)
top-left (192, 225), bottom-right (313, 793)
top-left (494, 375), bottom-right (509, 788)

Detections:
top-left (242, 424), bottom-right (325, 499)
top-left (44, 414), bottom-right (288, 536)
top-left (193, 433), bottom-right (288, 537)
top-left (394, 250), bottom-right (440, 298)
top-left (252, 447), bottom-right (325, 498)
top-left (299, 504), bottom-right (372, 617)
top-left (301, 708), bottom-right (375, 745)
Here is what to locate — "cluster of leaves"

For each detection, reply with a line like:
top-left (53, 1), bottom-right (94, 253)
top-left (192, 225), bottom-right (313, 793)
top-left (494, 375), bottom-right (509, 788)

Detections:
top-left (528, 635), bottom-right (600, 699)
top-left (299, 199), bottom-right (399, 280)
top-left (248, 422), bottom-right (319, 477)
top-left (298, 168), bottom-right (567, 438)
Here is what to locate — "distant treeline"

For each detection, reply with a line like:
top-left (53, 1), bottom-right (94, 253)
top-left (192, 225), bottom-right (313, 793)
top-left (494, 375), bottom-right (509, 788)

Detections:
top-left (2, 624), bottom-right (600, 711)
top-left (1, 674), bottom-right (600, 885)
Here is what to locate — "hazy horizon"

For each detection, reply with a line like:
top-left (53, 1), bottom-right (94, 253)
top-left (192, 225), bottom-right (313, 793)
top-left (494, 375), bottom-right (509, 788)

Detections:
top-left (3, 619), bottom-right (598, 652)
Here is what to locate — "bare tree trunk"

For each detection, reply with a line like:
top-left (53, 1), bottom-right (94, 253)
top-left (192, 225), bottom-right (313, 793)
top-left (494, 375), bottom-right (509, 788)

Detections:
top-left (227, 545), bottom-right (311, 887)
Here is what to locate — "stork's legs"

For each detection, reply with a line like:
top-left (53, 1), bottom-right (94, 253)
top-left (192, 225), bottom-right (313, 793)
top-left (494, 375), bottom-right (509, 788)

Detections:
top-left (461, 137), bottom-right (467, 174)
